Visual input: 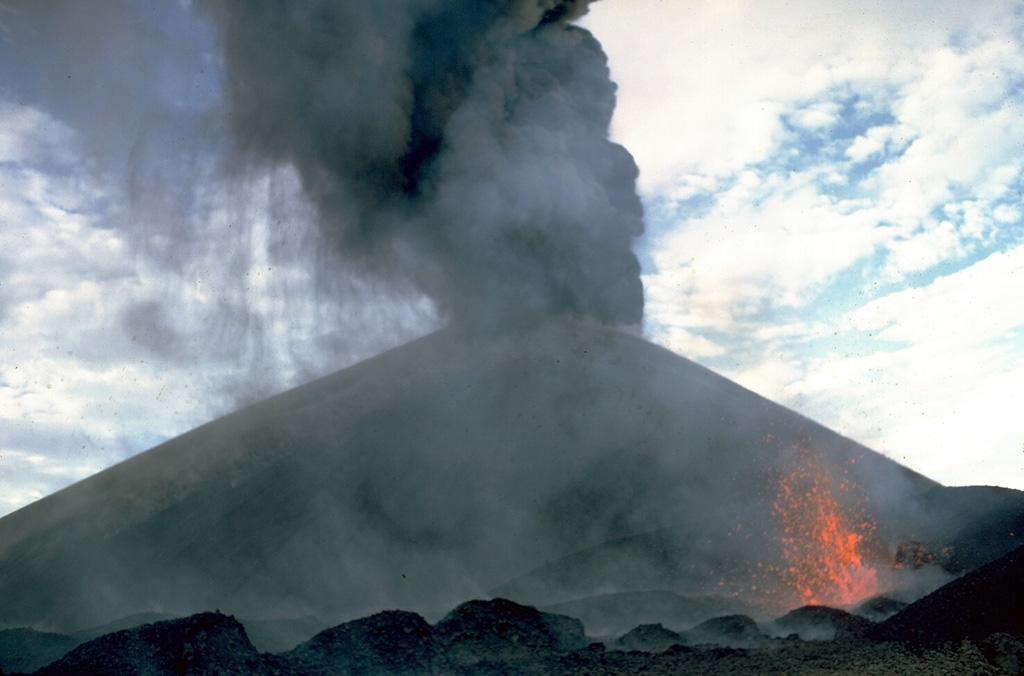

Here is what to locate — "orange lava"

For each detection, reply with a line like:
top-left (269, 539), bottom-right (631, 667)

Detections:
top-left (772, 447), bottom-right (881, 607)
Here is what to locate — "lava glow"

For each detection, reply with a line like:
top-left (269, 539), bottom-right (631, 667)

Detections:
top-left (772, 446), bottom-right (881, 607)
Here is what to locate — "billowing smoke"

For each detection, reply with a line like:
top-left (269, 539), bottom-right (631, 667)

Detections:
top-left (199, 0), bottom-right (644, 329)
top-left (0, 0), bottom-right (644, 415)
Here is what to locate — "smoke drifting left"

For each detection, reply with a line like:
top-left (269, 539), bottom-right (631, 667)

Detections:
top-left (0, 0), bottom-right (648, 414)
top-left (200, 0), bottom-right (645, 330)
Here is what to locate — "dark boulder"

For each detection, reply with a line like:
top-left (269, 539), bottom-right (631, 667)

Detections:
top-left (538, 611), bottom-right (587, 653)
top-left (433, 598), bottom-right (572, 666)
top-left (770, 606), bottom-right (873, 641)
top-left (684, 614), bottom-right (767, 648)
top-left (281, 610), bottom-right (439, 676)
top-left (614, 623), bottom-right (682, 653)
top-left (32, 612), bottom-right (282, 676)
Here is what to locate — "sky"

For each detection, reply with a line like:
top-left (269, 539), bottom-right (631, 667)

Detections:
top-left (1, 0), bottom-right (1023, 517)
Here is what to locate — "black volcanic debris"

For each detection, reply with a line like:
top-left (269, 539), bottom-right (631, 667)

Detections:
top-left (980, 633), bottom-right (1024, 675)
top-left (613, 623), bottom-right (682, 653)
top-left (282, 610), bottom-right (440, 676)
top-left (432, 598), bottom-right (580, 666)
top-left (539, 612), bottom-right (588, 653)
top-left (31, 613), bottom-right (278, 676)
top-left (274, 600), bottom-right (587, 675)
top-left (769, 606), bottom-right (874, 642)
top-left (15, 589), bottom-right (1024, 676)
top-left (199, 0), bottom-right (644, 329)
top-left (872, 544), bottom-right (1024, 646)
top-left (684, 614), bottom-right (768, 649)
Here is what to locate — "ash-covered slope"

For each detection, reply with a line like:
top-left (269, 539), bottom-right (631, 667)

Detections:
top-left (0, 320), bottom-right (996, 633)
top-left (872, 543), bottom-right (1024, 645)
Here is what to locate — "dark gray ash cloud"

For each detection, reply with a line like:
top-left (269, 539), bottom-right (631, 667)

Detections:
top-left (0, 0), bottom-right (646, 517)
top-left (199, 0), bottom-right (645, 329)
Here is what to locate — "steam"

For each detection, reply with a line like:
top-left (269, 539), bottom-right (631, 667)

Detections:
top-left (199, 0), bottom-right (644, 329)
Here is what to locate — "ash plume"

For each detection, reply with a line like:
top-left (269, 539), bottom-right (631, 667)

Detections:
top-left (199, 0), bottom-right (645, 329)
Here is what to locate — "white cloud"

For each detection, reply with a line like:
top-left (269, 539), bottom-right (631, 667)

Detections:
top-left (734, 244), bottom-right (1024, 488)
top-left (850, 245), bottom-right (1024, 347)
top-left (845, 124), bottom-right (912, 163)
top-left (598, 0), bottom-right (1024, 490)
top-left (644, 181), bottom-right (886, 335)
top-left (633, 6), bottom-right (1024, 344)
top-left (793, 339), bottom-right (1024, 490)
top-left (790, 101), bottom-right (842, 130)
top-left (643, 320), bottom-right (727, 360)
top-left (882, 221), bottom-right (965, 279)
top-left (583, 0), bottom-right (1011, 191)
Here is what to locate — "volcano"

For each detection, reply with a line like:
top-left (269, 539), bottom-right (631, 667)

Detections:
top-left (1, 320), bottom-right (1021, 635)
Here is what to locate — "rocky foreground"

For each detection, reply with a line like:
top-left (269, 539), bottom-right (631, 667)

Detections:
top-left (2, 545), bottom-right (1023, 676)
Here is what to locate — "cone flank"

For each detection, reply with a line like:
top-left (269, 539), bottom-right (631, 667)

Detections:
top-left (0, 319), bottom-right (976, 634)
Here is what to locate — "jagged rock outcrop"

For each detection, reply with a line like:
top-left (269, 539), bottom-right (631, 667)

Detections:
top-left (9, 590), bottom-right (1024, 676)
top-left (685, 614), bottom-right (767, 649)
top-left (31, 613), bottom-right (284, 676)
top-left (433, 598), bottom-right (583, 667)
top-left (770, 606), bottom-right (874, 642)
top-left (613, 623), bottom-right (682, 652)
top-left (281, 610), bottom-right (440, 676)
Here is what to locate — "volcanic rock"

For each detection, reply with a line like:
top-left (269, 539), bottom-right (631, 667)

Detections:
top-left (0, 320), bottom-right (1019, 633)
top-left (873, 544), bottom-right (1024, 645)
top-left (281, 610), bottom-right (439, 676)
top-left (684, 614), bottom-right (767, 649)
top-left (980, 633), bottom-right (1024, 675)
top-left (538, 612), bottom-right (588, 653)
top-left (31, 612), bottom-right (280, 676)
top-left (8, 599), bottom-right (1024, 676)
top-left (612, 623), bottom-right (682, 653)
top-left (433, 598), bottom-right (581, 666)
top-left (0, 614), bottom-right (186, 675)
top-left (853, 595), bottom-right (909, 622)
top-left (769, 606), bottom-right (874, 641)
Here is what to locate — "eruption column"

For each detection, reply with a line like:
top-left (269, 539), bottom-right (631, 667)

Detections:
top-left (199, 0), bottom-right (645, 330)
